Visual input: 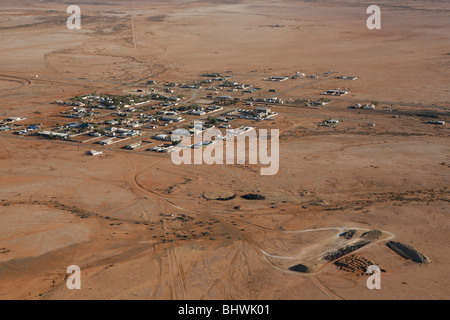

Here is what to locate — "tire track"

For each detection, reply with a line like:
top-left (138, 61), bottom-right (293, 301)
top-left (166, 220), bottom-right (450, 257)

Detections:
top-left (314, 275), bottom-right (346, 300)
top-left (226, 241), bottom-right (245, 300)
top-left (161, 198), bottom-right (187, 300)
top-left (310, 275), bottom-right (335, 300)
top-left (160, 206), bottom-right (177, 300)
top-left (172, 241), bottom-right (187, 300)
top-left (152, 248), bottom-right (163, 300)
top-left (241, 241), bottom-right (255, 300)
top-left (0, 74), bottom-right (32, 91)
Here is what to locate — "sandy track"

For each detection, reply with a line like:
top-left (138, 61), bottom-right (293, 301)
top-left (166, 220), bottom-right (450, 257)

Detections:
top-left (0, 74), bottom-right (32, 90)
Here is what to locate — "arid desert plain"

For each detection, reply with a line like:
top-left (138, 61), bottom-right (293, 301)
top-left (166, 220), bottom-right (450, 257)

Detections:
top-left (0, 0), bottom-right (449, 300)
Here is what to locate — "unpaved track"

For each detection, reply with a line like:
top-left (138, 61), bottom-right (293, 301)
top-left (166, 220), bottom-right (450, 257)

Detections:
top-left (309, 275), bottom-right (336, 300)
top-left (123, 154), bottom-right (187, 299)
top-left (314, 275), bottom-right (346, 300)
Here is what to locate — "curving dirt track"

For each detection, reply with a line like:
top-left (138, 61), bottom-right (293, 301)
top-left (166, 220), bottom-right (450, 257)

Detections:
top-left (0, 0), bottom-right (449, 301)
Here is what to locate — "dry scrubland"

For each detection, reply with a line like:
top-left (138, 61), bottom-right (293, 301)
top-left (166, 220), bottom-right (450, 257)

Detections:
top-left (0, 0), bottom-right (449, 299)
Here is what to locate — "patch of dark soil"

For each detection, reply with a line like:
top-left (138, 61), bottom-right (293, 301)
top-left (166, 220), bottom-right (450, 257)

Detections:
top-left (289, 264), bottom-right (308, 273)
top-left (241, 194), bottom-right (266, 200)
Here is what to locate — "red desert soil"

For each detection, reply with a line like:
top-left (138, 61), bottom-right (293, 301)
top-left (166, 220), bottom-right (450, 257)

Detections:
top-left (0, 0), bottom-right (449, 300)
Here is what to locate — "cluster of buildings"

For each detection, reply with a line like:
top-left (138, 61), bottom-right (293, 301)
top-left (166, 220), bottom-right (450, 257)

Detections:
top-left (338, 76), bottom-right (358, 81)
top-left (305, 100), bottom-right (329, 107)
top-left (236, 107), bottom-right (278, 121)
top-left (264, 76), bottom-right (289, 82)
top-left (427, 120), bottom-right (445, 125)
top-left (0, 71), bottom-right (364, 153)
top-left (158, 111), bottom-right (185, 123)
top-left (348, 103), bottom-right (376, 110)
top-left (187, 105), bottom-right (223, 116)
top-left (320, 119), bottom-right (340, 127)
top-left (322, 89), bottom-right (350, 96)
top-left (14, 126), bottom-right (39, 135)
top-left (2, 70), bottom-right (446, 163)
top-left (62, 107), bottom-right (101, 119)
top-left (147, 124), bottom-right (256, 154)
top-left (0, 117), bottom-right (30, 132)
top-left (97, 128), bottom-right (142, 142)
top-left (124, 141), bottom-right (142, 150)
top-left (149, 143), bottom-right (176, 153)
top-left (38, 131), bottom-right (71, 140)
top-left (247, 97), bottom-right (284, 104)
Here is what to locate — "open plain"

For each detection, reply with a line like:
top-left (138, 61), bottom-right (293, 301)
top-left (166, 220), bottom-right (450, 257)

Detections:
top-left (0, 0), bottom-right (449, 300)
